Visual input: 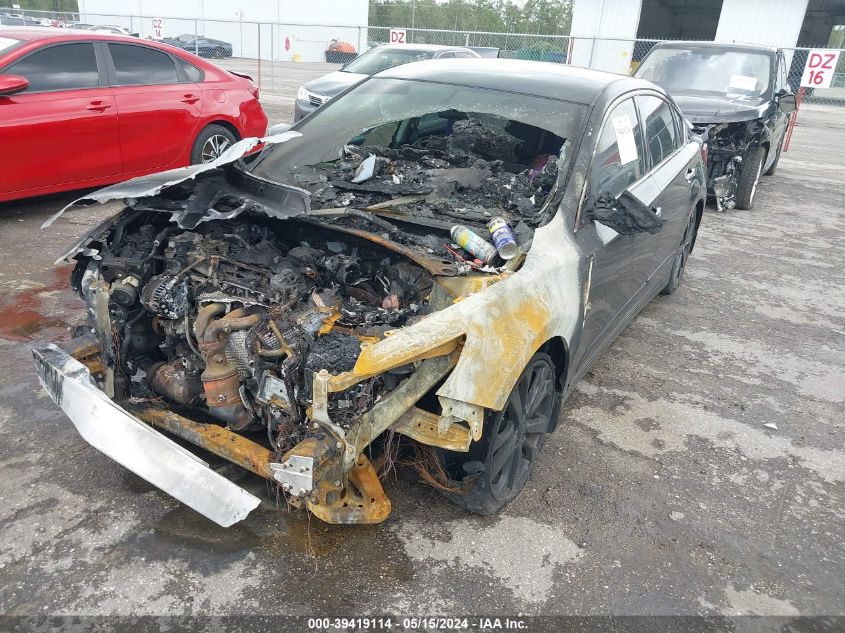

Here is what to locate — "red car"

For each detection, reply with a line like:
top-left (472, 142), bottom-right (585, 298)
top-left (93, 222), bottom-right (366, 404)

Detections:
top-left (0, 28), bottom-right (268, 203)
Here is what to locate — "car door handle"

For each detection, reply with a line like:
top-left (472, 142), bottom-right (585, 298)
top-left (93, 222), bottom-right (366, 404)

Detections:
top-left (181, 94), bottom-right (200, 104)
top-left (684, 168), bottom-right (696, 182)
top-left (86, 100), bottom-right (111, 112)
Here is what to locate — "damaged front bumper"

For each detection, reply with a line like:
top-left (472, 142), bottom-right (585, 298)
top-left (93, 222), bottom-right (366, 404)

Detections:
top-left (33, 344), bottom-right (261, 527)
top-left (33, 341), bottom-right (467, 527)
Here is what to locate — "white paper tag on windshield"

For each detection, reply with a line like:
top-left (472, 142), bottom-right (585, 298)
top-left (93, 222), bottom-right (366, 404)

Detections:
top-left (612, 115), bottom-right (638, 165)
top-left (729, 74), bottom-right (757, 91)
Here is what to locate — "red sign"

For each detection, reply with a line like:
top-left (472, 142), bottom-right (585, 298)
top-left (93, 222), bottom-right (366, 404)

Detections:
top-left (389, 29), bottom-right (406, 44)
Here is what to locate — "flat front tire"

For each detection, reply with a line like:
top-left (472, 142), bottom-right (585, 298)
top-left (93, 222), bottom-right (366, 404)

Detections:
top-left (437, 352), bottom-right (561, 515)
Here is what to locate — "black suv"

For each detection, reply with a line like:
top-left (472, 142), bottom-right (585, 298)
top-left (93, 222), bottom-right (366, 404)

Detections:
top-left (635, 41), bottom-right (797, 209)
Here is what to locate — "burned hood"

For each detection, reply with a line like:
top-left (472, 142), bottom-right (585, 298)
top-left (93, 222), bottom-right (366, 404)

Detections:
top-left (672, 94), bottom-right (770, 124)
top-left (43, 131), bottom-right (305, 232)
top-left (303, 71), bottom-right (368, 98)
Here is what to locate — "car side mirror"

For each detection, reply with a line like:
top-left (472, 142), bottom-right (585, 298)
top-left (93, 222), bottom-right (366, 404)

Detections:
top-left (267, 122), bottom-right (292, 135)
top-left (583, 190), bottom-right (664, 235)
top-left (778, 92), bottom-right (797, 115)
top-left (0, 74), bottom-right (29, 97)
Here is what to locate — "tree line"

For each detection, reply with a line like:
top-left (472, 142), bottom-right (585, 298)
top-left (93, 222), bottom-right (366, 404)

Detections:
top-left (369, 0), bottom-right (572, 36)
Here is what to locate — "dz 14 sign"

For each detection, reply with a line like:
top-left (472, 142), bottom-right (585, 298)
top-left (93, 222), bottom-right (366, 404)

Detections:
top-left (151, 17), bottom-right (164, 40)
top-left (800, 49), bottom-right (841, 89)
top-left (389, 29), bottom-right (407, 44)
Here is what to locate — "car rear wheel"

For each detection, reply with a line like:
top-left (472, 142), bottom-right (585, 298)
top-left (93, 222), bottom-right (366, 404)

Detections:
top-left (660, 210), bottom-right (697, 296)
top-left (191, 124), bottom-right (237, 164)
top-left (735, 145), bottom-right (766, 210)
top-left (437, 352), bottom-right (561, 515)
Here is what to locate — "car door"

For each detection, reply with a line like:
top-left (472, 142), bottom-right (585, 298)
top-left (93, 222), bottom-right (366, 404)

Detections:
top-left (572, 96), bottom-right (662, 371)
top-left (104, 42), bottom-right (203, 173)
top-left (636, 93), bottom-right (700, 283)
top-left (0, 41), bottom-right (121, 197)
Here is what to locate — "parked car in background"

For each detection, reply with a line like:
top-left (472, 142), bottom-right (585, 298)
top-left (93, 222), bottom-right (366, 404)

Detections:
top-left (0, 27), bottom-right (266, 203)
top-left (635, 41), bottom-right (796, 210)
top-left (325, 39), bottom-right (357, 64)
top-left (35, 59), bottom-right (705, 528)
top-left (164, 34), bottom-right (232, 59)
top-left (87, 25), bottom-right (137, 37)
top-left (294, 43), bottom-right (481, 121)
top-left (0, 12), bottom-right (41, 26)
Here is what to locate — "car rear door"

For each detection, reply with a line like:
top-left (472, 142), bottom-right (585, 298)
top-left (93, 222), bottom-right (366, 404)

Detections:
top-left (635, 93), bottom-right (701, 284)
top-left (0, 40), bottom-right (121, 197)
top-left (573, 95), bottom-right (662, 369)
top-left (103, 42), bottom-right (203, 173)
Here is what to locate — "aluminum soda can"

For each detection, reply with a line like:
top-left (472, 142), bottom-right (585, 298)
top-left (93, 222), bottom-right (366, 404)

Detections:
top-left (450, 225), bottom-right (497, 263)
top-left (486, 217), bottom-right (518, 260)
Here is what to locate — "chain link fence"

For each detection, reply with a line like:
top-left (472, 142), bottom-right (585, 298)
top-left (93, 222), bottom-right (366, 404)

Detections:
top-left (3, 8), bottom-right (843, 157)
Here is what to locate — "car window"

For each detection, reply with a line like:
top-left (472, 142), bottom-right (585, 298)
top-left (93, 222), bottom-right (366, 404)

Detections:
top-left (454, 52), bottom-right (476, 58)
top-left (636, 47), bottom-right (772, 97)
top-left (109, 44), bottom-right (179, 86)
top-left (175, 57), bottom-right (203, 82)
top-left (341, 48), bottom-right (436, 75)
top-left (5, 43), bottom-right (99, 92)
top-left (591, 98), bottom-right (646, 197)
top-left (438, 52), bottom-right (455, 58)
top-left (777, 54), bottom-right (787, 92)
top-left (637, 95), bottom-right (680, 168)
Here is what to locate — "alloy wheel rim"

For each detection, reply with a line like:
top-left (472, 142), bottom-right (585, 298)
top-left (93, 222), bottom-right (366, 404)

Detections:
top-left (201, 135), bottom-right (231, 163)
top-left (488, 359), bottom-right (555, 500)
top-left (674, 213), bottom-right (696, 283)
top-left (750, 156), bottom-right (764, 203)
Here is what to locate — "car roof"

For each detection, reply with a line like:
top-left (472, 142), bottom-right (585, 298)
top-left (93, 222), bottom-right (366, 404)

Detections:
top-left (376, 43), bottom-right (475, 53)
top-left (0, 26), bottom-right (135, 42)
top-left (649, 40), bottom-right (778, 55)
top-left (376, 58), bottom-right (656, 106)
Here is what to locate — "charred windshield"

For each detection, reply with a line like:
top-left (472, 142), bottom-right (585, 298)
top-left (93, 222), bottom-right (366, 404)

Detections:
top-left (341, 48), bottom-right (436, 75)
top-left (250, 77), bottom-right (586, 226)
top-left (636, 47), bottom-right (772, 98)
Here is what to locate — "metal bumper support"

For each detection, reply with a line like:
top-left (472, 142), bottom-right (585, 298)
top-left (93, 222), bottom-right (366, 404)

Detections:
top-left (32, 344), bottom-right (261, 527)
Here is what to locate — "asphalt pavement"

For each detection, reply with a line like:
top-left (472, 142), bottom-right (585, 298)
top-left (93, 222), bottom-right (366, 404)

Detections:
top-left (0, 70), bottom-right (842, 623)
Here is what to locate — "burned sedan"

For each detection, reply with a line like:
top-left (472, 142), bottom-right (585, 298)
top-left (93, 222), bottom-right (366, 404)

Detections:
top-left (34, 60), bottom-right (705, 527)
top-left (635, 42), bottom-right (796, 210)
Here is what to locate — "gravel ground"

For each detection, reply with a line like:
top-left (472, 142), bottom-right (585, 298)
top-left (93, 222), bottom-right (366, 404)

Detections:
top-left (0, 72), bottom-right (842, 623)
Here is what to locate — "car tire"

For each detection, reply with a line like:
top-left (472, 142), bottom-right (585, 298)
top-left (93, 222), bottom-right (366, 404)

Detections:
top-left (735, 145), bottom-right (766, 210)
top-left (190, 124), bottom-right (238, 165)
top-left (660, 210), bottom-right (697, 296)
top-left (436, 352), bottom-right (561, 515)
top-left (764, 135), bottom-right (784, 176)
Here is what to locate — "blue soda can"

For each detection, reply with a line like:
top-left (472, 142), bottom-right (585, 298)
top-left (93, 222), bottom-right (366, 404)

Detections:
top-left (486, 217), bottom-right (518, 260)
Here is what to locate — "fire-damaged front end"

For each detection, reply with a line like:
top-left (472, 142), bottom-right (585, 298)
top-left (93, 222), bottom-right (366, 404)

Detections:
top-left (698, 118), bottom-right (765, 210)
top-left (34, 77), bottom-right (592, 526)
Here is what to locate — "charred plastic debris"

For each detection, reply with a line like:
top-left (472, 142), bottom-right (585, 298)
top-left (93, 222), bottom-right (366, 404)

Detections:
top-left (288, 117), bottom-right (561, 268)
top-left (62, 115), bottom-right (564, 523)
